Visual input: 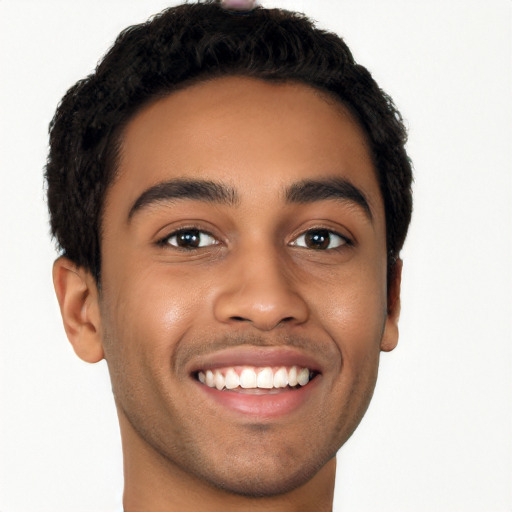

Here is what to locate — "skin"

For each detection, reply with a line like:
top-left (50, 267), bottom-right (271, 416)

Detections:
top-left (53, 76), bottom-right (401, 511)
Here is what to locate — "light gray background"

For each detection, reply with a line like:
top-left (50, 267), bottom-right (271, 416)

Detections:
top-left (1, 1), bottom-right (511, 511)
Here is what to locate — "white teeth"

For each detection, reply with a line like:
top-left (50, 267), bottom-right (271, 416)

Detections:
top-left (297, 367), bottom-right (310, 386)
top-left (198, 365), bottom-right (314, 391)
top-left (214, 370), bottom-right (225, 391)
top-left (225, 368), bottom-right (240, 389)
top-left (288, 366), bottom-right (298, 387)
top-left (273, 367), bottom-right (288, 388)
top-left (240, 368), bottom-right (257, 388)
top-left (256, 367), bottom-right (274, 389)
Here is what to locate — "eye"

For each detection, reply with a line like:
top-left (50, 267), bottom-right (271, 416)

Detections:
top-left (162, 228), bottom-right (218, 249)
top-left (290, 229), bottom-right (349, 250)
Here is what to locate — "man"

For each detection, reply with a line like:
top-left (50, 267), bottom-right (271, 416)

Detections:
top-left (46, 1), bottom-right (412, 510)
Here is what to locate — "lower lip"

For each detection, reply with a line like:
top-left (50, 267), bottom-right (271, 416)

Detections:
top-left (194, 376), bottom-right (320, 419)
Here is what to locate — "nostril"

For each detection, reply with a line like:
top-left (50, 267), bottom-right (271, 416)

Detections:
top-left (229, 315), bottom-right (296, 328)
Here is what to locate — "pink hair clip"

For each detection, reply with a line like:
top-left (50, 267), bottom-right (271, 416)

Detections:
top-left (220, 0), bottom-right (258, 11)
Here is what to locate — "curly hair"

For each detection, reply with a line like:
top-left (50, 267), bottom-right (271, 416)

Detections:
top-left (46, 0), bottom-right (413, 282)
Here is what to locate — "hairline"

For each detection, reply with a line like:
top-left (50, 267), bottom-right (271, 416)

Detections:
top-left (99, 74), bottom-right (380, 237)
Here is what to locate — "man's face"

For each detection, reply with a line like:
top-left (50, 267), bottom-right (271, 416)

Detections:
top-left (98, 76), bottom-right (398, 496)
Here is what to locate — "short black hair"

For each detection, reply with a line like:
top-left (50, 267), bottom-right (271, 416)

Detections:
top-left (46, 1), bottom-right (413, 282)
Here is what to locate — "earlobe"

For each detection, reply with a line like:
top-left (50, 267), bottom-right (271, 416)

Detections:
top-left (380, 258), bottom-right (403, 352)
top-left (52, 257), bottom-right (104, 363)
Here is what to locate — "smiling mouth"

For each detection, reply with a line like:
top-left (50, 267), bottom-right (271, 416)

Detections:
top-left (195, 365), bottom-right (317, 392)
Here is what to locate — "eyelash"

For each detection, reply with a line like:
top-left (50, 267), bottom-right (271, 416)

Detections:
top-left (157, 226), bottom-right (353, 251)
top-left (289, 229), bottom-right (353, 251)
top-left (156, 227), bottom-right (219, 250)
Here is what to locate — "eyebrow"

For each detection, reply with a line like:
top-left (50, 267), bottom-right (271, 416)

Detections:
top-left (128, 176), bottom-right (372, 221)
top-left (285, 178), bottom-right (373, 220)
top-left (128, 178), bottom-right (239, 219)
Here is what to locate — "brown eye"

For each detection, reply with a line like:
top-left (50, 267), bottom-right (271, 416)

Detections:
top-left (291, 229), bottom-right (347, 250)
top-left (165, 229), bottom-right (217, 249)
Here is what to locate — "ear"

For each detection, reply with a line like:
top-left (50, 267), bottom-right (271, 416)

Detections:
top-left (380, 258), bottom-right (403, 352)
top-left (52, 256), bottom-right (104, 363)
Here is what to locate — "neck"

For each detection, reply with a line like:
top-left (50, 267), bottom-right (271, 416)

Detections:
top-left (118, 412), bottom-right (336, 512)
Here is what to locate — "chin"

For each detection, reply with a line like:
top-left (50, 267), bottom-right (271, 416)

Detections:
top-left (191, 447), bottom-right (336, 498)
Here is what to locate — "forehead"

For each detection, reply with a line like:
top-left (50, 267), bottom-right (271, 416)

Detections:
top-left (110, 76), bottom-right (383, 219)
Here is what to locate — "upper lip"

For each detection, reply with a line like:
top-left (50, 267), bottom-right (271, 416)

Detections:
top-left (188, 346), bottom-right (324, 376)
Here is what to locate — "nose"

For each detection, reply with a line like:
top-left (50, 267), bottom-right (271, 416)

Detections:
top-left (213, 249), bottom-right (309, 331)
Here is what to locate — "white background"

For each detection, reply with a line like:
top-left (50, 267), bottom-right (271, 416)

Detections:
top-left (1, 1), bottom-right (511, 511)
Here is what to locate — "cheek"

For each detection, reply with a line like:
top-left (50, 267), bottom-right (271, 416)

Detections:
top-left (100, 266), bottom-right (199, 376)
top-left (315, 266), bottom-right (387, 364)
top-left (305, 267), bottom-right (386, 445)
top-left (99, 272), bottom-right (197, 425)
